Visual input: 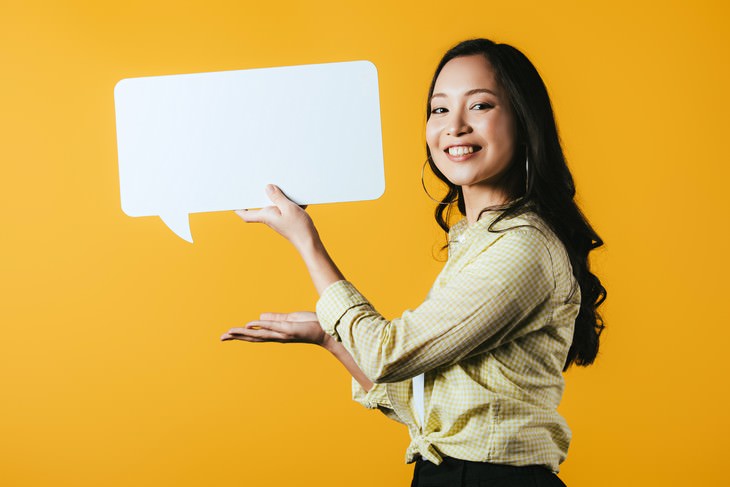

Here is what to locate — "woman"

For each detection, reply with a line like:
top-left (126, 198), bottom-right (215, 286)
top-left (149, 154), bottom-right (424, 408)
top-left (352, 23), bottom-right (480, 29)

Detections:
top-left (221, 38), bottom-right (606, 486)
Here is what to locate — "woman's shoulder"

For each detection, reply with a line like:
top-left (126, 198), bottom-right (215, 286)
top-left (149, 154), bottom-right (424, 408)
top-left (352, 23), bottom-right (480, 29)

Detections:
top-left (497, 209), bottom-right (577, 295)
top-left (485, 208), bottom-right (573, 274)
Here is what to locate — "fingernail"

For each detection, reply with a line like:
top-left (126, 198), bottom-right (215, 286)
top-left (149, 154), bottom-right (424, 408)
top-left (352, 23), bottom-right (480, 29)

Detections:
top-left (266, 184), bottom-right (274, 193)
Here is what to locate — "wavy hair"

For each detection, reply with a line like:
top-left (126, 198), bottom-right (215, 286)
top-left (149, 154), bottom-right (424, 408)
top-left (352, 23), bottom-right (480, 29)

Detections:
top-left (425, 38), bottom-right (606, 370)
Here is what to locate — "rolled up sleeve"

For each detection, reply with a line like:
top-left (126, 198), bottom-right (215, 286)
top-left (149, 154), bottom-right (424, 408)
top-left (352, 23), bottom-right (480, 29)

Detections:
top-left (351, 378), bottom-right (392, 409)
top-left (316, 280), bottom-right (369, 340)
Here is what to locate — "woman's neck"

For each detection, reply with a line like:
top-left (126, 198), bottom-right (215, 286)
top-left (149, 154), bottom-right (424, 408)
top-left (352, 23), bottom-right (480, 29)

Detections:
top-left (462, 184), bottom-right (512, 225)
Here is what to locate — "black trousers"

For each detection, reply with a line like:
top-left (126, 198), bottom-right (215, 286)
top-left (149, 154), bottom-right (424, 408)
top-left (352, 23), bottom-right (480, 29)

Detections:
top-left (410, 456), bottom-right (568, 487)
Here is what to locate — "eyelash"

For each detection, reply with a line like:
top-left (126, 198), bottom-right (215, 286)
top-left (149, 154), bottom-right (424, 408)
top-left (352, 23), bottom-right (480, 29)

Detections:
top-left (430, 103), bottom-right (494, 114)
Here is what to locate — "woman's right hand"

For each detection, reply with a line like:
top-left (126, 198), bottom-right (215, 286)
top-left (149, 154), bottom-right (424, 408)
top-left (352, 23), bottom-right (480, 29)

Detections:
top-left (220, 311), bottom-right (329, 347)
top-left (235, 184), bottom-right (320, 253)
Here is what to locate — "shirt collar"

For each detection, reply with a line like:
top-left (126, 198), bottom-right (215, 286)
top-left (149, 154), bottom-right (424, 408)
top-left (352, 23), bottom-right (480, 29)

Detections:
top-left (448, 211), bottom-right (501, 251)
top-left (448, 198), bottom-right (533, 244)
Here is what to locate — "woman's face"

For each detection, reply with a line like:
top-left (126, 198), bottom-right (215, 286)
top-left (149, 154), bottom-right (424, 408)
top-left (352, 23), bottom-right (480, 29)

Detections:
top-left (426, 54), bottom-right (517, 192)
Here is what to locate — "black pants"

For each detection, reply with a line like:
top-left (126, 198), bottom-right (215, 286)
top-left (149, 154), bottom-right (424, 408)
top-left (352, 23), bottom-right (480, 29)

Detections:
top-left (410, 456), bottom-right (568, 487)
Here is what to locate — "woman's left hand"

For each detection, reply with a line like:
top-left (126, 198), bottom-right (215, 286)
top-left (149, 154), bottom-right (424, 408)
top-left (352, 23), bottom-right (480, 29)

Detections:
top-left (220, 311), bottom-right (328, 347)
top-left (235, 184), bottom-right (319, 251)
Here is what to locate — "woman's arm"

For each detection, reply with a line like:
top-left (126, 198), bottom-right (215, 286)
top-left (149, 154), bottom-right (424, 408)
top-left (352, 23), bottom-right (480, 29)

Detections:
top-left (235, 184), bottom-right (344, 295)
top-left (236, 185), bottom-right (555, 384)
top-left (322, 335), bottom-right (373, 393)
top-left (232, 185), bottom-right (380, 394)
top-left (316, 228), bottom-right (557, 383)
top-left (221, 311), bottom-right (373, 392)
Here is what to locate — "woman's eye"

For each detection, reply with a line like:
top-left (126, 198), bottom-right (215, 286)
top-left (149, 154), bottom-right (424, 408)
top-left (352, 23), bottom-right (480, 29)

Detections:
top-left (472, 103), bottom-right (494, 110)
top-left (431, 107), bottom-right (447, 114)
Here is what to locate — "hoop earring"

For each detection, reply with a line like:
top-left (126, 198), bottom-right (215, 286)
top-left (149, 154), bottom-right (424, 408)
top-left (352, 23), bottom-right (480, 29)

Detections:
top-left (422, 158), bottom-right (457, 205)
top-left (525, 152), bottom-right (530, 193)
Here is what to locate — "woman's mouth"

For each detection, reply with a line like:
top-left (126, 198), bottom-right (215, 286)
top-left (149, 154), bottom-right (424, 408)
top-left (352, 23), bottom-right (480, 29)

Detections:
top-left (444, 145), bottom-right (481, 161)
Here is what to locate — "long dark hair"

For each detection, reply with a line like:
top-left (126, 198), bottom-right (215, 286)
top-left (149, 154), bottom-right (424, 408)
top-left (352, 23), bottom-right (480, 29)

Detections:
top-left (425, 38), bottom-right (606, 370)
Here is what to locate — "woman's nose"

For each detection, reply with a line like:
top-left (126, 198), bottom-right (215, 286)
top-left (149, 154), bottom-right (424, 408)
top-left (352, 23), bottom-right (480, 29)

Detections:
top-left (446, 110), bottom-right (472, 136)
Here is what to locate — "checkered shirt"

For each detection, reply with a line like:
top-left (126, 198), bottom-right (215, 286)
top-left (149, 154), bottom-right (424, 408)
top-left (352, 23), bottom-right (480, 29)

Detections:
top-left (316, 209), bottom-right (581, 473)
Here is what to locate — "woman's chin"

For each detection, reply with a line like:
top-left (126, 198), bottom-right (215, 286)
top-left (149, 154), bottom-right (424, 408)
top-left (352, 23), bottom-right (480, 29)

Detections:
top-left (442, 175), bottom-right (479, 187)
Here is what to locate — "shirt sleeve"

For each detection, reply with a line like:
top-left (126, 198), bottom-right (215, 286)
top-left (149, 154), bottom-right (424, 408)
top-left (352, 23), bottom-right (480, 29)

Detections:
top-left (316, 227), bottom-right (555, 384)
top-left (351, 378), bottom-right (391, 409)
top-left (350, 378), bottom-right (406, 424)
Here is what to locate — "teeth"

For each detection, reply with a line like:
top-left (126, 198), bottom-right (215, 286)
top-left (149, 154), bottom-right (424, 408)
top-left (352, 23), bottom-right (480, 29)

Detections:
top-left (448, 146), bottom-right (474, 156)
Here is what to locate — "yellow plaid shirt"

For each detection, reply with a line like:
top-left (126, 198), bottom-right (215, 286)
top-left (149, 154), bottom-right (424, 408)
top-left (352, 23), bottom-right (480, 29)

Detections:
top-left (316, 208), bottom-right (580, 473)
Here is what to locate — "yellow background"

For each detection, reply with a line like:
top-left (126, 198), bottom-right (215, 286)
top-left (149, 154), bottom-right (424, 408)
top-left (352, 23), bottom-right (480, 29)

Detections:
top-left (1, 0), bottom-right (728, 485)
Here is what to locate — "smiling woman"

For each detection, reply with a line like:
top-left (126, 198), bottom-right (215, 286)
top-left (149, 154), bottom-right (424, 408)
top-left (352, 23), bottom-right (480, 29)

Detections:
top-left (426, 55), bottom-right (518, 213)
top-left (221, 38), bottom-right (606, 487)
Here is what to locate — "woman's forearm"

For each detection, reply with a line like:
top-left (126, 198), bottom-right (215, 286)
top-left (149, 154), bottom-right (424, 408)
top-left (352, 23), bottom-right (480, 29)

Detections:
top-left (295, 233), bottom-right (346, 295)
top-left (237, 185), bottom-right (346, 295)
top-left (323, 334), bottom-right (373, 392)
top-left (297, 236), bottom-right (374, 391)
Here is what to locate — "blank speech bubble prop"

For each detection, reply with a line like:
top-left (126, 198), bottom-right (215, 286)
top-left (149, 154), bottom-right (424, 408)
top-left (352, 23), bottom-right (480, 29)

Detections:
top-left (114, 60), bottom-right (385, 243)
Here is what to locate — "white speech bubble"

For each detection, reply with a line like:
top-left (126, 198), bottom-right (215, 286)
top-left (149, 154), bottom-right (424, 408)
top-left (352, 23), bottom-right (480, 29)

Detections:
top-left (114, 60), bottom-right (385, 243)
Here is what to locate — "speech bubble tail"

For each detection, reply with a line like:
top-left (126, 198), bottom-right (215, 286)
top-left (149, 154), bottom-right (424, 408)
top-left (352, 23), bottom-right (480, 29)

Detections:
top-left (160, 213), bottom-right (193, 243)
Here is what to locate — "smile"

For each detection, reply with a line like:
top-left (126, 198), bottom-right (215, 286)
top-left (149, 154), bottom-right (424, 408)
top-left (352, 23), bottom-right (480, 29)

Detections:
top-left (446, 145), bottom-right (481, 156)
top-left (444, 145), bottom-right (482, 161)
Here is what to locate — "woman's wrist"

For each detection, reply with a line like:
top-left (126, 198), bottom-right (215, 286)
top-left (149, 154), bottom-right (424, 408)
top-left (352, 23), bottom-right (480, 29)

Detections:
top-left (293, 228), bottom-right (322, 258)
top-left (296, 233), bottom-right (346, 295)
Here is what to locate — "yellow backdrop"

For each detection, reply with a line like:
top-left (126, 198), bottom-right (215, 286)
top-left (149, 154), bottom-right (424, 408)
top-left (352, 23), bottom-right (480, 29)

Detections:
top-left (2, 0), bottom-right (728, 485)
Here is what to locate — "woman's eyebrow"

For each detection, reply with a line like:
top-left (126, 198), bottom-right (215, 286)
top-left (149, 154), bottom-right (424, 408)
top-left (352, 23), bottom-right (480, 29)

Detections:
top-left (431, 88), bottom-right (498, 100)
